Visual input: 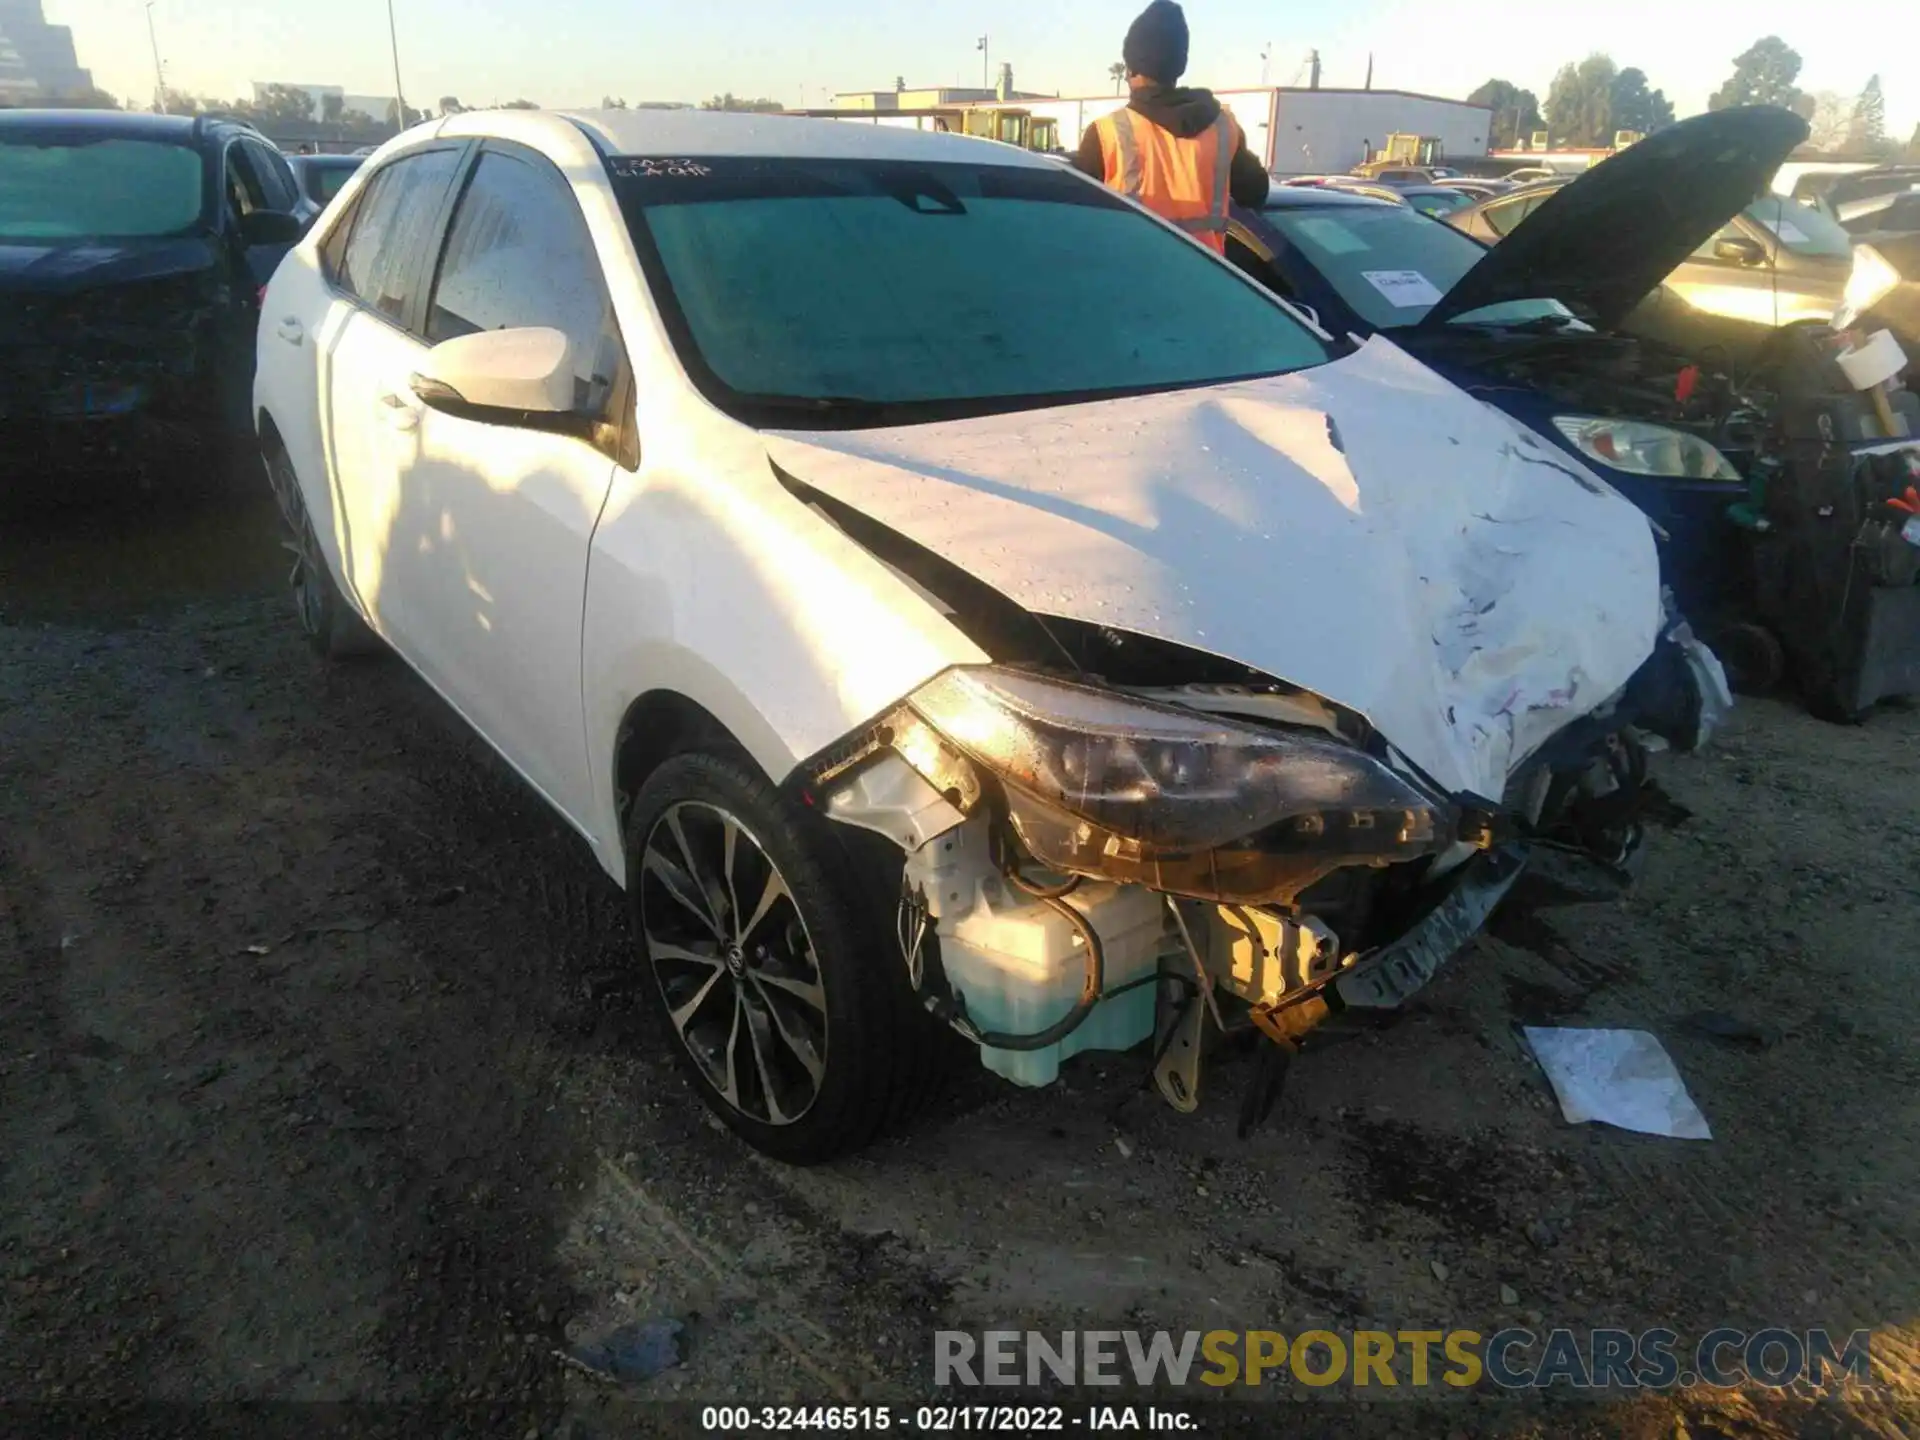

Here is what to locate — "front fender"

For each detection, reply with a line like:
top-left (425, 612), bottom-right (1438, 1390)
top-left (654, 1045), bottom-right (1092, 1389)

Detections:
top-left (580, 429), bottom-right (987, 879)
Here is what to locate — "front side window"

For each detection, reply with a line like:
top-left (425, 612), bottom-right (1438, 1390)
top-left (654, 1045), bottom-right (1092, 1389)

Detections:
top-left (244, 139), bottom-right (299, 212)
top-left (612, 157), bottom-right (1328, 426)
top-left (0, 130), bottom-right (204, 242)
top-left (1262, 200), bottom-right (1575, 329)
top-left (426, 150), bottom-right (617, 411)
top-left (1742, 196), bottom-right (1853, 259)
top-left (334, 148), bottom-right (462, 325)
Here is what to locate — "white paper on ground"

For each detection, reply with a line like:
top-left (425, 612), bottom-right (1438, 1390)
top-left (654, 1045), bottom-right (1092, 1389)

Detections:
top-left (1521, 1027), bottom-right (1712, 1140)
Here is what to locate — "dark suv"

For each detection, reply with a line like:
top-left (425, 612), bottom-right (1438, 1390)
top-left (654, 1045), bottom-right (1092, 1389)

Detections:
top-left (0, 109), bottom-right (315, 506)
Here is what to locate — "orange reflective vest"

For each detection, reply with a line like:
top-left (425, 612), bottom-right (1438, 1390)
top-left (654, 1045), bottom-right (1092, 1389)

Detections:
top-left (1093, 107), bottom-right (1240, 253)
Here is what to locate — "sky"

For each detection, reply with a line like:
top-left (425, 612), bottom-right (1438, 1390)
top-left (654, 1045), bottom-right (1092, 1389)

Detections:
top-left (43, 0), bottom-right (1920, 139)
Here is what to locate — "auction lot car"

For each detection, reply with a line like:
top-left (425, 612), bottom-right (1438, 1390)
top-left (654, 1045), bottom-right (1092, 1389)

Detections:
top-left (1447, 170), bottom-right (1856, 330)
top-left (0, 110), bottom-right (313, 504)
top-left (1229, 108), bottom-right (1920, 720)
top-left (285, 153), bottom-right (366, 209)
top-left (254, 109), bottom-right (1723, 1162)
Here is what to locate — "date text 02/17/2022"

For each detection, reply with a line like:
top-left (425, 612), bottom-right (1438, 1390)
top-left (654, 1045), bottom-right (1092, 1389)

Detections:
top-left (699, 1405), bottom-right (1199, 1432)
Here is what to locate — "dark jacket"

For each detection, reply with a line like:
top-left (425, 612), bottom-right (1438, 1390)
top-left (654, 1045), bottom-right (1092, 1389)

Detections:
top-left (1074, 85), bottom-right (1271, 210)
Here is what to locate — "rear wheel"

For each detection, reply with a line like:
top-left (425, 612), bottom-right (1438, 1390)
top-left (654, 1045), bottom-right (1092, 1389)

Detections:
top-left (263, 445), bottom-right (382, 660)
top-left (625, 750), bottom-right (942, 1163)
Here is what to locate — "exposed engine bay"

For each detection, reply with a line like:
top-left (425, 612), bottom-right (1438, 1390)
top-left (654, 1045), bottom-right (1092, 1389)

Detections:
top-left (794, 479), bottom-right (1723, 1130)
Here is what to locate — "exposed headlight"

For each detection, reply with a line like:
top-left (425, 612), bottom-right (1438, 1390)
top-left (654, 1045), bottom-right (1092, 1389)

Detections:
top-left (905, 667), bottom-right (1448, 901)
top-left (1551, 417), bottom-right (1740, 481)
top-left (1835, 243), bottom-right (1901, 331)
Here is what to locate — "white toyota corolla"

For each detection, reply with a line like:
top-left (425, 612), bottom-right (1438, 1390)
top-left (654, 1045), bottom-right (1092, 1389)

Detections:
top-left (254, 109), bottom-right (1725, 1162)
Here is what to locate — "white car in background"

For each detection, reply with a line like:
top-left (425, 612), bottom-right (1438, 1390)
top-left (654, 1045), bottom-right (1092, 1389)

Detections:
top-left (253, 109), bottom-right (1721, 1162)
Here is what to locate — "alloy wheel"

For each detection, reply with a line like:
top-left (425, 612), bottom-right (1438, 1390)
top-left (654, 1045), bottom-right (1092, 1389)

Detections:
top-left (639, 801), bottom-right (829, 1126)
top-left (266, 454), bottom-right (327, 640)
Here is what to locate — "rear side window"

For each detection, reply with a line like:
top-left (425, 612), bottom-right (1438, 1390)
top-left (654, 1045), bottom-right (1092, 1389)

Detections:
top-left (333, 149), bottom-right (462, 325)
top-left (425, 149), bottom-right (617, 411)
top-left (1483, 192), bottom-right (1548, 237)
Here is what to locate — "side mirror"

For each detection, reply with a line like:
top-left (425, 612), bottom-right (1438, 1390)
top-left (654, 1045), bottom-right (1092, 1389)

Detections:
top-left (1714, 236), bottom-right (1767, 266)
top-left (238, 209), bottom-right (305, 247)
top-left (410, 327), bottom-right (576, 419)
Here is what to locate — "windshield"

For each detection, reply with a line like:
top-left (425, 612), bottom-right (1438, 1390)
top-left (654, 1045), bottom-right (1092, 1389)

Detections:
top-left (613, 157), bottom-right (1329, 426)
top-left (1744, 196), bottom-right (1853, 259)
top-left (1262, 200), bottom-right (1576, 329)
top-left (0, 133), bottom-right (204, 242)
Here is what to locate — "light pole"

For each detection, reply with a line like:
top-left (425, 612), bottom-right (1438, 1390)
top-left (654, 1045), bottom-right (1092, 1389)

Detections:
top-left (386, 0), bottom-right (408, 127)
top-left (977, 35), bottom-right (988, 92)
top-left (145, 3), bottom-right (166, 114)
top-left (1259, 43), bottom-right (1270, 87)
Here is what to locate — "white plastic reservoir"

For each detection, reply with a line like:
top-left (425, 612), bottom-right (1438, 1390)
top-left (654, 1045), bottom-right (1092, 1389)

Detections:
top-left (939, 881), bottom-right (1169, 1087)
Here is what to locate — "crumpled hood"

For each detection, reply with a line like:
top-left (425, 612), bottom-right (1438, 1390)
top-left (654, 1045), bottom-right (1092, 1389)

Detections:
top-left (766, 336), bottom-right (1663, 803)
top-left (1128, 85), bottom-right (1225, 140)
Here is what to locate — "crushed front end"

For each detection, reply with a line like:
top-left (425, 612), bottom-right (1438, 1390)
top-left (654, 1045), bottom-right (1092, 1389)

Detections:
top-left (808, 634), bottom-right (1720, 1129)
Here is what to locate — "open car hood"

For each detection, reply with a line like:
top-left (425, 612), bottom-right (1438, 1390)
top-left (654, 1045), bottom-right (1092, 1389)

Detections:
top-left (765, 337), bottom-right (1662, 805)
top-left (1423, 107), bottom-right (1810, 330)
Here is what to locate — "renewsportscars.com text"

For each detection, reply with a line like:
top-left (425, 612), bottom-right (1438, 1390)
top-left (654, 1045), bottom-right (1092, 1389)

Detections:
top-left (935, 1328), bottom-right (1877, 1392)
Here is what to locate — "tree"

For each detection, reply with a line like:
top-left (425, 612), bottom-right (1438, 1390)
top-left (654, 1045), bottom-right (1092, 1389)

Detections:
top-left (438, 95), bottom-right (465, 116)
top-left (1804, 91), bottom-right (1850, 152)
top-left (384, 99), bottom-right (425, 127)
top-left (699, 93), bottom-right (783, 113)
top-left (1108, 61), bottom-right (1127, 96)
top-left (48, 87), bottom-right (121, 110)
top-left (599, 96), bottom-right (627, 110)
top-left (1468, 78), bottom-right (1542, 149)
top-left (155, 88), bottom-right (229, 116)
top-left (1848, 75), bottom-right (1887, 153)
top-left (243, 83), bottom-right (317, 124)
top-left (502, 99), bottom-right (539, 110)
top-left (895, 76), bottom-right (906, 93)
top-left (1545, 54), bottom-right (1619, 148)
top-left (321, 92), bottom-right (345, 125)
top-left (1608, 66), bottom-right (1674, 137)
top-left (1708, 36), bottom-right (1804, 113)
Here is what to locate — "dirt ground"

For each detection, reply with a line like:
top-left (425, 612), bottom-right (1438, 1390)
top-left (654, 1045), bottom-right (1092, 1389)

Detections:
top-left (3, 495), bottom-right (1918, 1439)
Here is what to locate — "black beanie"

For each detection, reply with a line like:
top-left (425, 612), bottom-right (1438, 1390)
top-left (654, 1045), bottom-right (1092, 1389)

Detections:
top-left (1123, 0), bottom-right (1190, 84)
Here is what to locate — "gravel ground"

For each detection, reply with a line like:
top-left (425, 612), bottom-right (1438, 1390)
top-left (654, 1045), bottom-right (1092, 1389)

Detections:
top-left (2, 496), bottom-right (1917, 1439)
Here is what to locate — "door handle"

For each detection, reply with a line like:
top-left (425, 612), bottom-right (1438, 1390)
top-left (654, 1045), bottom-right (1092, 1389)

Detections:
top-left (275, 316), bottom-right (304, 345)
top-left (376, 388), bottom-right (422, 431)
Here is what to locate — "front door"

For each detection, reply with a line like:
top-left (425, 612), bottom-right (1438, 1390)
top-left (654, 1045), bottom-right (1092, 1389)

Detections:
top-left (393, 144), bottom-right (626, 827)
top-left (313, 146), bottom-right (464, 660)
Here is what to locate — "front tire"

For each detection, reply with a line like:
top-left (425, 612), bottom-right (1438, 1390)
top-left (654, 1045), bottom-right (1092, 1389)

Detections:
top-left (624, 750), bottom-right (940, 1163)
top-left (262, 445), bottom-right (382, 660)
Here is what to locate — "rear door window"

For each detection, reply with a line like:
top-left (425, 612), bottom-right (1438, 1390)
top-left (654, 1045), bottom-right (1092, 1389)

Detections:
top-left (333, 149), bottom-right (463, 327)
top-left (424, 148), bottom-right (619, 413)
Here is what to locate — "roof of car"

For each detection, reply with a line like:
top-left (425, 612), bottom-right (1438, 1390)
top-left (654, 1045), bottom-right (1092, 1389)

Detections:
top-left (436, 107), bottom-right (1057, 168)
top-left (0, 108), bottom-right (258, 143)
top-left (1259, 186), bottom-right (1400, 211)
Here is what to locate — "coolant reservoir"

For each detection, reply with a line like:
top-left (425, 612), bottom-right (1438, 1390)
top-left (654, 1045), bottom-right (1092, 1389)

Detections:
top-left (940, 881), bottom-right (1170, 1088)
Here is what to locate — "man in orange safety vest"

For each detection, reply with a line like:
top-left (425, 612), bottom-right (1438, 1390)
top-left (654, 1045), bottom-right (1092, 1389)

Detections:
top-left (1073, 0), bottom-right (1271, 252)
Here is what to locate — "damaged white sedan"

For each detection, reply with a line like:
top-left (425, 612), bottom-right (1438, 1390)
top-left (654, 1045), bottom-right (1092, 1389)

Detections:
top-left (253, 109), bottom-right (1723, 1161)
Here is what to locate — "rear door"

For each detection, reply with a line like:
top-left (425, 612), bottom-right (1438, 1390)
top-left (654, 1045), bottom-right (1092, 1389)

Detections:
top-left (319, 145), bottom-right (465, 665)
top-left (393, 142), bottom-right (626, 825)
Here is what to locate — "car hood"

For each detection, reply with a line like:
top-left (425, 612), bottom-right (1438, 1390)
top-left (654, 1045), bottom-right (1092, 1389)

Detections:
top-left (765, 337), bottom-right (1662, 804)
top-left (0, 237), bottom-right (217, 296)
top-left (1424, 107), bottom-right (1810, 330)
